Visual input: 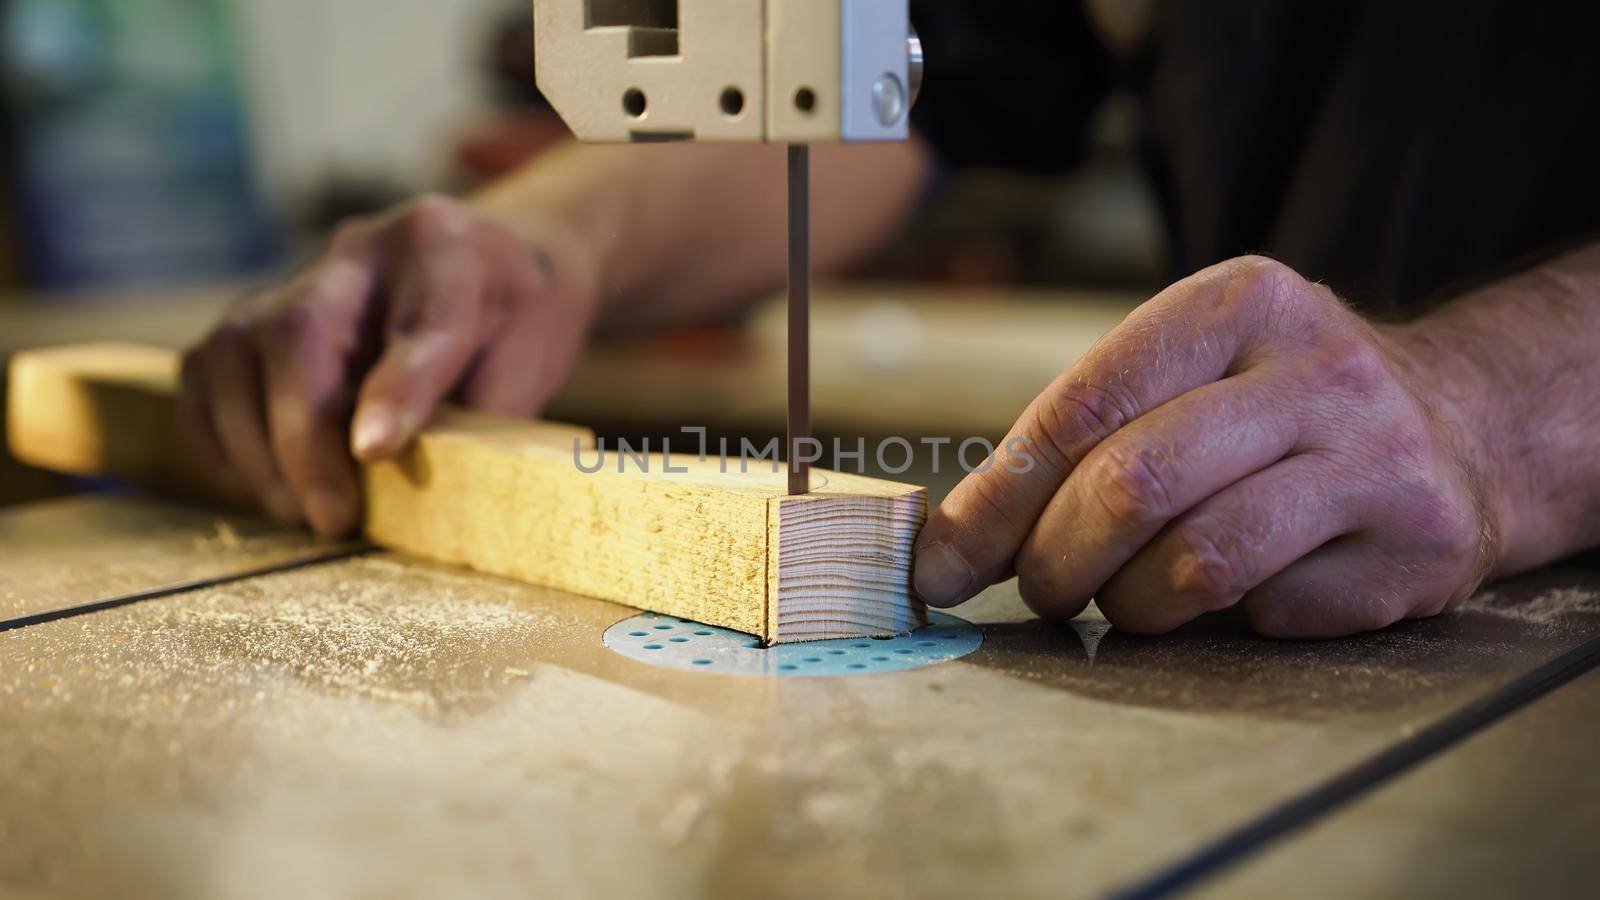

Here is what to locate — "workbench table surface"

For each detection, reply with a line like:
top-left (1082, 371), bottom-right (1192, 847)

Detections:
top-left (1202, 666), bottom-right (1600, 899)
top-left (1, 495), bottom-right (348, 624)
top-left (3, 494), bottom-right (1597, 899)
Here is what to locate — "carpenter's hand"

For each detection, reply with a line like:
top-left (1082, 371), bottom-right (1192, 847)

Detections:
top-left (180, 195), bottom-right (599, 537)
top-left (914, 256), bottom-right (1498, 638)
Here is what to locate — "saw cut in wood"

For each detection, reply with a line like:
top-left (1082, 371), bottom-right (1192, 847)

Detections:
top-left (6, 343), bottom-right (927, 643)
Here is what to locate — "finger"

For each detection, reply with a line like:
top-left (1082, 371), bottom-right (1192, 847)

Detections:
top-left (350, 203), bottom-right (487, 460)
top-left (1093, 452), bottom-right (1362, 634)
top-left (457, 252), bottom-right (583, 417)
top-left (915, 256), bottom-right (1303, 607)
top-left (262, 352), bottom-right (361, 537)
top-left (199, 330), bottom-right (300, 524)
top-left (1014, 370), bottom-right (1301, 620)
top-left (458, 323), bottom-right (561, 417)
top-left (1237, 540), bottom-right (1423, 639)
top-left (259, 273), bottom-right (371, 534)
top-left (177, 349), bottom-right (247, 500)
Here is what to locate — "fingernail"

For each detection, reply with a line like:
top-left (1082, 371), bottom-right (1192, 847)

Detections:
top-left (304, 486), bottom-right (355, 537)
top-left (263, 485), bottom-right (301, 525)
top-left (351, 403), bottom-right (397, 459)
top-left (915, 542), bottom-right (975, 607)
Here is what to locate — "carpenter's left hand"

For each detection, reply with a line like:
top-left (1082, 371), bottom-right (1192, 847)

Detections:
top-left (913, 256), bottom-right (1498, 638)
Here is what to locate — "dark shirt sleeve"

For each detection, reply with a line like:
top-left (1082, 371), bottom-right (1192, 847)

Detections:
top-left (1143, 0), bottom-right (1600, 311)
top-left (910, 1), bottom-right (1113, 175)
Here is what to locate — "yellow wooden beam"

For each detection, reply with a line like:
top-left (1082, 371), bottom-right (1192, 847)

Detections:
top-left (7, 343), bottom-right (927, 642)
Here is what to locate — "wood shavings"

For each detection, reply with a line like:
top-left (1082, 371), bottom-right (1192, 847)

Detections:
top-left (191, 520), bottom-right (243, 553)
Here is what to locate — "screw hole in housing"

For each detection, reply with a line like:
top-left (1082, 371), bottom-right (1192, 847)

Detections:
top-left (719, 86), bottom-right (745, 117)
top-left (794, 86), bottom-right (818, 114)
top-left (622, 87), bottom-right (647, 118)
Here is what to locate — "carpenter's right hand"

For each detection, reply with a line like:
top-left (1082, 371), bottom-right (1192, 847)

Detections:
top-left (179, 194), bottom-right (600, 537)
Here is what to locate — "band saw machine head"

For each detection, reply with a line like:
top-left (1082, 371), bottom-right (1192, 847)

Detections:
top-left (532, 0), bottom-right (921, 145)
top-left (531, 0), bottom-right (923, 500)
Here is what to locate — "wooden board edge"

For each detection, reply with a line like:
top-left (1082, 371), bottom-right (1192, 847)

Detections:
top-left (766, 485), bottom-right (929, 644)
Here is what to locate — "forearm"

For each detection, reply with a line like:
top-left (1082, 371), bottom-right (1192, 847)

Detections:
top-left (473, 138), bottom-right (932, 330)
top-left (1387, 241), bottom-right (1600, 577)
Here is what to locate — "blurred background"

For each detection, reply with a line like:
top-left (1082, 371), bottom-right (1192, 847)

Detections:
top-left (0, 0), bottom-right (1163, 503)
top-left (0, 0), bottom-right (1167, 293)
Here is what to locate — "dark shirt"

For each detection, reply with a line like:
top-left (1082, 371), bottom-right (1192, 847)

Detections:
top-left (910, 1), bottom-right (1600, 313)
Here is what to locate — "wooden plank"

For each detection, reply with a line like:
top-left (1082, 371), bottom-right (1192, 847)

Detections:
top-left (766, 486), bottom-right (924, 639)
top-left (369, 424), bottom-right (926, 641)
top-left (6, 343), bottom-right (927, 642)
top-left (6, 342), bottom-right (220, 500)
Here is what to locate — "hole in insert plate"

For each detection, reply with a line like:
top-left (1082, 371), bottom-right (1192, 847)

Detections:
top-left (794, 86), bottom-right (818, 114)
top-left (603, 612), bottom-right (983, 677)
top-left (719, 86), bottom-right (746, 118)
